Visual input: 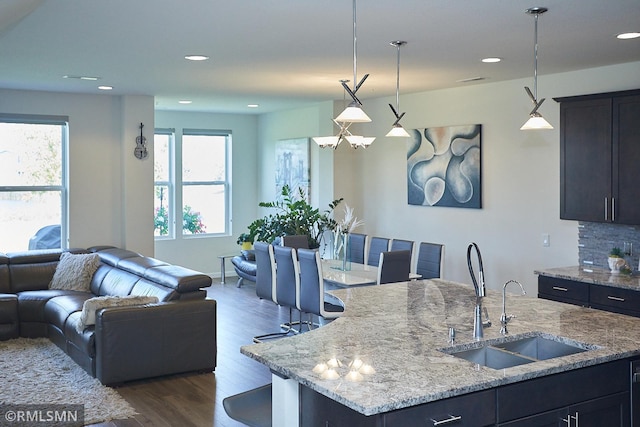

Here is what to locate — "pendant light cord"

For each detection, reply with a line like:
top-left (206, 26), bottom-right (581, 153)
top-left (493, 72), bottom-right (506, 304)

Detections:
top-left (352, 0), bottom-right (357, 92)
top-left (533, 12), bottom-right (539, 101)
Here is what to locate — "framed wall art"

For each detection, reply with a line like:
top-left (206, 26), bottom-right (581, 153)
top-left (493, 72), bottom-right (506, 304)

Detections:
top-left (407, 124), bottom-right (481, 209)
top-left (275, 138), bottom-right (310, 201)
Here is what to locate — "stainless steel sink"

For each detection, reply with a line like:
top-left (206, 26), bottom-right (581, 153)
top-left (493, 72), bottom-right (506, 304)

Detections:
top-left (492, 335), bottom-right (588, 360)
top-left (445, 345), bottom-right (534, 370)
top-left (440, 332), bottom-right (598, 369)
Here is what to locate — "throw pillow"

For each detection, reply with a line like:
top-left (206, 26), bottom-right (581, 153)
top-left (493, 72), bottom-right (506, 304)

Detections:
top-left (76, 295), bottom-right (159, 333)
top-left (49, 252), bottom-right (101, 292)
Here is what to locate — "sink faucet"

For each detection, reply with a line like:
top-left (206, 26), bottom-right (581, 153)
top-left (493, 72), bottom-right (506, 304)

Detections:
top-left (467, 243), bottom-right (490, 340)
top-left (500, 280), bottom-right (526, 335)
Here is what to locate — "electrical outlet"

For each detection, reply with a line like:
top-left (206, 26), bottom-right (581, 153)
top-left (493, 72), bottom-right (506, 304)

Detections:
top-left (542, 233), bottom-right (550, 247)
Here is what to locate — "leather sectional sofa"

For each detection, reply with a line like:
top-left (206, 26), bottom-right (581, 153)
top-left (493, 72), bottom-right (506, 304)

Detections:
top-left (0, 246), bottom-right (216, 385)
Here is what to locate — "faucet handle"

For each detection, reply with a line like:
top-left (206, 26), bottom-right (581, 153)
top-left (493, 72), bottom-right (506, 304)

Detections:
top-left (482, 306), bottom-right (491, 327)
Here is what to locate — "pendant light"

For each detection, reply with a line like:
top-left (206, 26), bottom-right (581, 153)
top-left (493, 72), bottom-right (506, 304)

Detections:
top-left (335, 0), bottom-right (372, 124)
top-left (386, 40), bottom-right (410, 138)
top-left (315, 0), bottom-right (374, 149)
top-left (521, 7), bottom-right (553, 130)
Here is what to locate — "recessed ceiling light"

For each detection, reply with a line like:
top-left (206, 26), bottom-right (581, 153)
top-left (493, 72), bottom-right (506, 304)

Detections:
top-left (185, 55), bottom-right (209, 61)
top-left (63, 75), bottom-right (101, 81)
top-left (617, 32), bottom-right (640, 40)
top-left (481, 57), bottom-right (502, 63)
top-left (247, 104), bottom-right (259, 108)
top-left (98, 86), bottom-right (113, 91)
top-left (178, 100), bottom-right (192, 104)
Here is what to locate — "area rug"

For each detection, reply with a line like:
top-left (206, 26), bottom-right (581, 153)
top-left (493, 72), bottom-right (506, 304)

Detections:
top-left (0, 338), bottom-right (137, 424)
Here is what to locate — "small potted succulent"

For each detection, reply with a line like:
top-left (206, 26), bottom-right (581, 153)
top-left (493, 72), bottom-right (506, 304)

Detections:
top-left (608, 247), bottom-right (625, 273)
top-left (236, 232), bottom-right (254, 251)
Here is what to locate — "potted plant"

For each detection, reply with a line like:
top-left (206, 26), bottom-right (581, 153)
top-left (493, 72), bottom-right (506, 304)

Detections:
top-left (242, 185), bottom-right (343, 250)
top-left (236, 232), bottom-right (254, 250)
top-left (608, 247), bottom-right (625, 273)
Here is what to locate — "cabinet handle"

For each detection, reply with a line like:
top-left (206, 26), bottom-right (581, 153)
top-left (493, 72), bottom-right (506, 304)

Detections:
top-left (607, 295), bottom-right (625, 302)
top-left (553, 286), bottom-right (568, 292)
top-left (430, 414), bottom-right (462, 426)
top-left (604, 197), bottom-right (608, 221)
top-left (562, 412), bottom-right (579, 426)
top-left (612, 197), bottom-right (616, 222)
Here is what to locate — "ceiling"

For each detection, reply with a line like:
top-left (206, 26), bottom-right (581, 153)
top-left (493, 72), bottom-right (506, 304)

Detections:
top-left (0, 0), bottom-right (638, 114)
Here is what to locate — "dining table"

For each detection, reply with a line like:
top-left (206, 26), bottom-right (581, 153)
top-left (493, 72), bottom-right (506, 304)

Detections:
top-left (321, 258), bottom-right (421, 288)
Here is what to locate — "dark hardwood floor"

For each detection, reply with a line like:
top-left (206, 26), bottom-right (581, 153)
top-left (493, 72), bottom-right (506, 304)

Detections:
top-left (89, 279), bottom-right (291, 427)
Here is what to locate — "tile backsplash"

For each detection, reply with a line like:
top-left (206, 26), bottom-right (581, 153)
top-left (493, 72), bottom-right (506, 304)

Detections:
top-left (578, 222), bottom-right (640, 272)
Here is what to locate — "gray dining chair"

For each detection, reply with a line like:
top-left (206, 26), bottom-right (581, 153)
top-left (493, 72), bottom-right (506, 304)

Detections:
top-left (367, 237), bottom-right (390, 266)
top-left (282, 234), bottom-right (309, 250)
top-left (391, 239), bottom-right (414, 259)
top-left (377, 250), bottom-right (411, 285)
top-left (416, 242), bottom-right (444, 279)
top-left (297, 248), bottom-right (344, 327)
top-left (254, 242), bottom-right (276, 301)
top-left (253, 242), bottom-right (290, 343)
top-left (273, 245), bottom-right (303, 333)
top-left (348, 233), bottom-right (367, 264)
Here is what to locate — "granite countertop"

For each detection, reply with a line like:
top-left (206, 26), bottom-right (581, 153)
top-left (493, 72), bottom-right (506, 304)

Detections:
top-left (241, 279), bottom-right (640, 416)
top-left (535, 265), bottom-right (640, 291)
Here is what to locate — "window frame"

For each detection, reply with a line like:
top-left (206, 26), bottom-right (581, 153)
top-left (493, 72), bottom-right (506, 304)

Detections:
top-left (154, 127), bottom-right (232, 240)
top-left (153, 128), bottom-right (175, 240)
top-left (0, 113), bottom-right (69, 250)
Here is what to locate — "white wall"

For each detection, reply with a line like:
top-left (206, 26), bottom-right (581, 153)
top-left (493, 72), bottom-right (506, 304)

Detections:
top-left (331, 61), bottom-right (640, 293)
top-left (154, 110), bottom-right (259, 274)
top-left (0, 89), bottom-right (154, 255)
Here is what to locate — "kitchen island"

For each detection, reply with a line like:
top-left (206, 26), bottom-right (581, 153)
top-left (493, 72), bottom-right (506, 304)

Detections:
top-left (241, 279), bottom-right (640, 426)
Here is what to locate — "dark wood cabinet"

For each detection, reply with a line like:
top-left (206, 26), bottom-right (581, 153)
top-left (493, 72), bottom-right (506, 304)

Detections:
top-left (300, 360), bottom-right (630, 426)
top-left (497, 359), bottom-right (628, 426)
top-left (538, 275), bottom-right (589, 306)
top-left (538, 275), bottom-right (640, 318)
top-left (498, 393), bottom-right (630, 427)
top-left (299, 386), bottom-right (495, 427)
top-left (556, 90), bottom-right (640, 224)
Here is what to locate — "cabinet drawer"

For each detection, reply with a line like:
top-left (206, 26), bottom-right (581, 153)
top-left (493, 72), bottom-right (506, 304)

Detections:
top-left (590, 284), bottom-right (640, 317)
top-left (383, 390), bottom-right (495, 427)
top-left (497, 360), bottom-right (627, 423)
top-left (538, 276), bottom-right (589, 306)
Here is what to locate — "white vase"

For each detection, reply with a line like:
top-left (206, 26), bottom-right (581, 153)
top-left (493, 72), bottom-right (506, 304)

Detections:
top-left (608, 256), bottom-right (625, 273)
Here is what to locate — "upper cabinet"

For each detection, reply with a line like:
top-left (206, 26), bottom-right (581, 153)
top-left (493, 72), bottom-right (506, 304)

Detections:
top-left (556, 90), bottom-right (640, 225)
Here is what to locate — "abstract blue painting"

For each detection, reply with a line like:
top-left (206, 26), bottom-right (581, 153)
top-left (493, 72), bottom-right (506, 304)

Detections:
top-left (407, 124), bottom-right (481, 208)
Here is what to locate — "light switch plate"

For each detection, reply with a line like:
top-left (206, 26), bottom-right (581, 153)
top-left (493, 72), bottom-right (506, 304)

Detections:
top-left (542, 233), bottom-right (550, 247)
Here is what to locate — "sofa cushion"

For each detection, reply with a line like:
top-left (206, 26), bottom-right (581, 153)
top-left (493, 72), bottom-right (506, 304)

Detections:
top-left (77, 295), bottom-right (158, 332)
top-left (49, 252), bottom-right (100, 292)
top-left (65, 311), bottom-right (96, 357)
top-left (144, 265), bottom-right (212, 293)
top-left (45, 293), bottom-right (92, 331)
top-left (95, 267), bottom-right (141, 297)
top-left (18, 290), bottom-right (83, 323)
top-left (130, 279), bottom-right (177, 302)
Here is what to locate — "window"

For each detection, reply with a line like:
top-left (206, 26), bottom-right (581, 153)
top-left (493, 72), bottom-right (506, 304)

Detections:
top-left (0, 115), bottom-right (68, 252)
top-left (154, 128), bottom-right (231, 238)
top-left (154, 129), bottom-right (174, 238)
